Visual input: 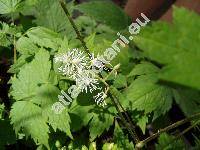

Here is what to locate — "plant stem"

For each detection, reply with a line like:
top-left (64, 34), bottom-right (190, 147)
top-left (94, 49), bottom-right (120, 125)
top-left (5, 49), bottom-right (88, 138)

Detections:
top-left (136, 112), bottom-right (200, 149)
top-left (59, 0), bottom-right (91, 58)
top-left (111, 96), bottom-right (139, 144)
top-left (98, 77), bottom-right (140, 143)
top-left (109, 86), bottom-right (140, 142)
top-left (60, 1), bottom-right (140, 144)
top-left (175, 121), bottom-right (199, 139)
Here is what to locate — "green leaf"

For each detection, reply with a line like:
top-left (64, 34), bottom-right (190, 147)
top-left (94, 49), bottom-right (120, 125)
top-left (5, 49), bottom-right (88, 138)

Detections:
top-left (85, 33), bottom-right (132, 73)
top-left (26, 27), bottom-right (61, 50)
top-left (113, 74), bottom-right (127, 88)
top-left (156, 133), bottom-right (185, 150)
top-left (33, 0), bottom-right (75, 37)
top-left (160, 52), bottom-right (200, 90)
top-left (173, 88), bottom-right (200, 117)
top-left (34, 84), bottom-right (73, 139)
top-left (89, 106), bottom-right (114, 141)
top-left (0, 22), bottom-right (21, 47)
top-left (113, 121), bottom-right (135, 150)
top-left (0, 104), bottom-right (5, 119)
top-left (69, 101), bottom-right (94, 131)
top-left (10, 49), bottom-right (51, 100)
top-left (136, 115), bottom-right (148, 134)
top-left (16, 36), bottom-right (39, 55)
top-left (0, 0), bottom-right (23, 14)
top-left (8, 55), bottom-right (32, 73)
top-left (128, 62), bottom-right (159, 77)
top-left (10, 48), bottom-right (73, 147)
top-left (124, 74), bottom-right (173, 120)
top-left (134, 8), bottom-right (200, 90)
top-left (10, 101), bottom-right (50, 148)
top-left (102, 143), bottom-right (118, 150)
top-left (76, 1), bottom-right (129, 30)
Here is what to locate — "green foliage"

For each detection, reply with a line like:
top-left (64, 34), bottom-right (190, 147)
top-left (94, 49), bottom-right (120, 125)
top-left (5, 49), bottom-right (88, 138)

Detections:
top-left (0, 0), bottom-right (200, 149)
top-left (10, 49), bottom-right (72, 148)
top-left (33, 0), bottom-right (75, 37)
top-left (89, 107), bottom-right (114, 141)
top-left (134, 7), bottom-right (200, 90)
top-left (10, 101), bottom-right (50, 148)
top-left (113, 121), bottom-right (135, 149)
top-left (0, 104), bottom-right (5, 119)
top-left (76, 1), bottom-right (130, 30)
top-left (0, 22), bottom-right (21, 47)
top-left (125, 65), bottom-right (173, 120)
top-left (0, 0), bottom-right (23, 15)
top-left (156, 133), bottom-right (186, 150)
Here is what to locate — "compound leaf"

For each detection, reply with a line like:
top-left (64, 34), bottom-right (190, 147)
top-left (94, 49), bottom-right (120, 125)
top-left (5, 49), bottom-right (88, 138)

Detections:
top-left (134, 8), bottom-right (200, 90)
top-left (89, 107), bottom-right (114, 141)
top-left (10, 49), bottom-right (51, 100)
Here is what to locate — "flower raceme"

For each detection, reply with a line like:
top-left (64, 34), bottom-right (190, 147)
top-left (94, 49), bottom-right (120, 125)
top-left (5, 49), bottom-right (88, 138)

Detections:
top-left (52, 49), bottom-right (109, 114)
top-left (55, 48), bottom-right (88, 80)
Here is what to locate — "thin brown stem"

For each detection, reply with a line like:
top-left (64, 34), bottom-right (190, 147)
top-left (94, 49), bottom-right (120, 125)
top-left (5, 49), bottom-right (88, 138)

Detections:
top-left (136, 112), bottom-right (200, 149)
top-left (159, 121), bottom-right (199, 149)
top-left (59, 0), bottom-right (91, 58)
top-left (175, 121), bottom-right (199, 139)
top-left (109, 86), bottom-right (140, 143)
top-left (111, 96), bottom-right (139, 144)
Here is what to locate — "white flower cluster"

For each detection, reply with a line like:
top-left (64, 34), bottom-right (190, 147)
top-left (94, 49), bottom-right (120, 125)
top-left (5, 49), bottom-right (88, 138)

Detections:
top-left (54, 48), bottom-right (108, 107)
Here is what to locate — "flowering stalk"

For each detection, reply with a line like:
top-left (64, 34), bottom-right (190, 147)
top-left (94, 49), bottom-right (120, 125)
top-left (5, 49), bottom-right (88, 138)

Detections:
top-left (59, 0), bottom-right (140, 144)
top-left (60, 0), bottom-right (91, 58)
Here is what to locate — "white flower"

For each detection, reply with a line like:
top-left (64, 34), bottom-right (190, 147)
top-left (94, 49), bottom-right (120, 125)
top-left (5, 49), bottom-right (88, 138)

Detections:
top-left (55, 49), bottom-right (88, 80)
top-left (93, 91), bottom-right (107, 107)
top-left (76, 70), bottom-right (101, 93)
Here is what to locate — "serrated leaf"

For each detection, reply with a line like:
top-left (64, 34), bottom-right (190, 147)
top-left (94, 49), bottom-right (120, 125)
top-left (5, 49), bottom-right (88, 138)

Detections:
top-left (0, 0), bottom-right (23, 14)
top-left (124, 74), bottom-right (173, 120)
top-left (10, 101), bottom-right (49, 148)
top-left (76, 1), bottom-right (129, 30)
top-left (34, 84), bottom-right (73, 139)
top-left (134, 8), bottom-right (200, 90)
top-left (26, 27), bottom-right (61, 50)
top-left (0, 22), bottom-right (21, 47)
top-left (173, 88), bottom-right (200, 117)
top-left (128, 62), bottom-right (159, 77)
top-left (33, 0), bottom-right (75, 37)
top-left (16, 36), bottom-right (39, 55)
top-left (136, 115), bottom-right (148, 134)
top-left (89, 107), bottom-right (114, 141)
top-left (10, 49), bottom-right (51, 100)
top-left (85, 33), bottom-right (132, 73)
top-left (69, 101), bottom-right (94, 131)
top-left (113, 74), bottom-right (127, 88)
top-left (156, 133), bottom-right (185, 150)
top-left (8, 55), bottom-right (30, 73)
